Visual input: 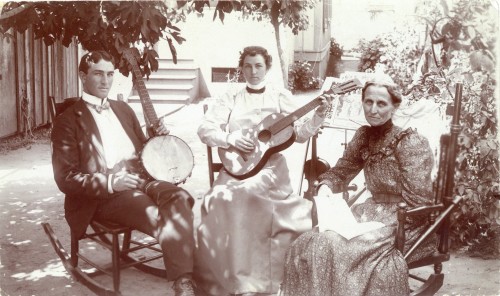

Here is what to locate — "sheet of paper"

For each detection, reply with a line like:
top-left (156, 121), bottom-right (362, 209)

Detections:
top-left (314, 195), bottom-right (385, 240)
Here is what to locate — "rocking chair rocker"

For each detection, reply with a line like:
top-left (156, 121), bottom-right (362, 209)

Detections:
top-left (307, 83), bottom-right (464, 295)
top-left (43, 96), bottom-right (166, 296)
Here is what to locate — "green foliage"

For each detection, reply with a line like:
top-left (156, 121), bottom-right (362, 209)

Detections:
top-left (326, 38), bottom-right (343, 77)
top-left (207, 0), bottom-right (319, 88)
top-left (417, 49), bottom-right (499, 254)
top-left (353, 0), bottom-right (499, 256)
top-left (449, 54), bottom-right (499, 250)
top-left (355, 38), bottom-right (383, 72)
top-left (0, 1), bottom-right (188, 78)
top-left (211, 0), bottom-right (317, 34)
top-left (329, 38), bottom-right (343, 59)
top-left (288, 60), bottom-right (323, 93)
top-left (226, 69), bottom-right (243, 83)
top-left (414, 1), bottom-right (499, 252)
top-left (354, 28), bottom-right (423, 91)
top-left (0, 0), bottom-right (318, 88)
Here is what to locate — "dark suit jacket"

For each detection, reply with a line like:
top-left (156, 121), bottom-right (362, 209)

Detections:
top-left (51, 98), bottom-right (147, 239)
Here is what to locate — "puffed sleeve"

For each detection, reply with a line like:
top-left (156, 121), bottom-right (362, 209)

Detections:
top-left (396, 131), bottom-right (434, 207)
top-left (197, 89), bottom-right (237, 148)
top-left (317, 126), bottom-right (369, 193)
top-left (277, 88), bottom-right (326, 143)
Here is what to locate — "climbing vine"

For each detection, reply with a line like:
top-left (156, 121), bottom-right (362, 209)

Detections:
top-left (354, 0), bottom-right (499, 255)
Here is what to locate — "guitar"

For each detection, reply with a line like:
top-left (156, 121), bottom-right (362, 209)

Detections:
top-left (219, 79), bottom-right (363, 180)
top-left (123, 48), bottom-right (194, 184)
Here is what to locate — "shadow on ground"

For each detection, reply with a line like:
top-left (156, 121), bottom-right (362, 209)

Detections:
top-left (1, 102), bottom-right (499, 296)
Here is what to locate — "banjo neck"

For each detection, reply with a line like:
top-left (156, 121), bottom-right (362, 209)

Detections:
top-left (132, 67), bottom-right (159, 127)
top-left (123, 49), bottom-right (159, 136)
top-left (122, 48), bottom-right (195, 185)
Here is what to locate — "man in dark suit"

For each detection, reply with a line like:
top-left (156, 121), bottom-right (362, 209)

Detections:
top-left (51, 50), bottom-right (197, 295)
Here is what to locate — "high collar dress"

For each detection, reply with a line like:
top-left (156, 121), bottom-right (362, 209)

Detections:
top-left (194, 83), bottom-right (325, 295)
top-left (281, 120), bottom-right (436, 296)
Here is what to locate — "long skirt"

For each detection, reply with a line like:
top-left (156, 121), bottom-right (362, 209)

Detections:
top-left (194, 153), bottom-right (312, 295)
top-left (281, 199), bottom-right (435, 296)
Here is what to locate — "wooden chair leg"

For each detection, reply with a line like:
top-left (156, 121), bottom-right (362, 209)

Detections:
top-left (122, 230), bottom-right (132, 252)
top-left (112, 232), bottom-right (121, 292)
top-left (46, 220), bottom-right (169, 295)
top-left (434, 262), bottom-right (443, 274)
top-left (43, 222), bottom-right (121, 295)
top-left (70, 232), bottom-right (79, 268)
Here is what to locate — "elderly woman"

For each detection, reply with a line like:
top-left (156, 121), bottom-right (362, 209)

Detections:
top-left (194, 46), bottom-right (333, 295)
top-left (281, 77), bottom-right (435, 296)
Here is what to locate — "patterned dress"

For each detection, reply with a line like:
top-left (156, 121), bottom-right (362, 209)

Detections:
top-left (194, 84), bottom-right (325, 295)
top-left (281, 120), bottom-right (436, 296)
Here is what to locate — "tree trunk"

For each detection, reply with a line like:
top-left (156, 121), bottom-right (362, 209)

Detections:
top-left (271, 18), bottom-right (288, 89)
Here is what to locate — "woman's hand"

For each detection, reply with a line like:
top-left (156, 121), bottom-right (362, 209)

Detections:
top-left (315, 93), bottom-right (334, 117)
top-left (227, 130), bottom-right (255, 153)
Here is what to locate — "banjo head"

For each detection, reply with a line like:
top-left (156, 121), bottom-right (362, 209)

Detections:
top-left (140, 135), bottom-right (194, 184)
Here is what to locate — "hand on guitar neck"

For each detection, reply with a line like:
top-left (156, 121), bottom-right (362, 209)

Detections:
top-left (219, 78), bottom-right (364, 180)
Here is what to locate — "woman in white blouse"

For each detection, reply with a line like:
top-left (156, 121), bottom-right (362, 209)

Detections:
top-left (194, 46), bottom-right (333, 296)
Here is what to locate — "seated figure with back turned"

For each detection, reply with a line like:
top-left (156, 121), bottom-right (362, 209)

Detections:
top-left (281, 75), bottom-right (436, 296)
top-left (50, 50), bottom-right (199, 296)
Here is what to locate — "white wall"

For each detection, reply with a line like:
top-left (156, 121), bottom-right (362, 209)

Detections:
top-left (157, 11), bottom-right (295, 97)
top-left (330, 0), bottom-right (420, 50)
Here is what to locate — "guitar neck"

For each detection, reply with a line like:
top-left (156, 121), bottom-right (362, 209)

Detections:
top-left (267, 78), bottom-right (362, 135)
top-left (269, 98), bottom-right (321, 134)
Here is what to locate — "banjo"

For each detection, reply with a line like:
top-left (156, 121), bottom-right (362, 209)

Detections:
top-left (123, 49), bottom-right (194, 184)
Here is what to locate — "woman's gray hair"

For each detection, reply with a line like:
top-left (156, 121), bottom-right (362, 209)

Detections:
top-left (361, 75), bottom-right (402, 105)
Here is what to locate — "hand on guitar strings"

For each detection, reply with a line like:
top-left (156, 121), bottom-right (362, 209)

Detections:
top-left (153, 117), bottom-right (171, 136)
top-left (227, 130), bottom-right (255, 153)
top-left (315, 93), bottom-right (335, 117)
top-left (112, 170), bottom-right (147, 192)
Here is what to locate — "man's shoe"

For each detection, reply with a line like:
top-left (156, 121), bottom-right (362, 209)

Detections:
top-left (173, 276), bottom-right (197, 296)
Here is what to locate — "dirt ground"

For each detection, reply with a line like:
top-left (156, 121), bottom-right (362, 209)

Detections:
top-left (1, 102), bottom-right (499, 296)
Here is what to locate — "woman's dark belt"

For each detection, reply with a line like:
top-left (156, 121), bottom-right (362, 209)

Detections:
top-left (372, 193), bottom-right (401, 203)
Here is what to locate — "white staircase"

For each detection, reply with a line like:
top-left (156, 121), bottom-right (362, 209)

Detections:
top-left (128, 57), bottom-right (199, 104)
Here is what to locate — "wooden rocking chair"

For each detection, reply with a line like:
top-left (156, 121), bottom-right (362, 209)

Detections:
top-left (394, 83), bottom-right (464, 295)
top-left (307, 83), bottom-right (464, 295)
top-left (43, 96), bottom-right (166, 296)
top-left (203, 104), bottom-right (224, 187)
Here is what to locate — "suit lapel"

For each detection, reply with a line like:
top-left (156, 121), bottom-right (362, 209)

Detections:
top-left (73, 100), bottom-right (107, 168)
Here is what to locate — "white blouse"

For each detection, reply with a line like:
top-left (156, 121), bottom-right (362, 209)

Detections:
top-left (198, 84), bottom-right (325, 148)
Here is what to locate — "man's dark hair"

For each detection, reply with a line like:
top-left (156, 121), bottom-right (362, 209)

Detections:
top-left (238, 46), bottom-right (272, 69)
top-left (78, 50), bottom-right (115, 74)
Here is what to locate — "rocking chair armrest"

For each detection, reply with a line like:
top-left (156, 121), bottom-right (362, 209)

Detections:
top-left (400, 203), bottom-right (445, 217)
top-left (396, 196), bottom-right (463, 260)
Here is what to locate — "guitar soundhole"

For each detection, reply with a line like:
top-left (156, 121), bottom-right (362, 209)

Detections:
top-left (258, 129), bottom-right (271, 142)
